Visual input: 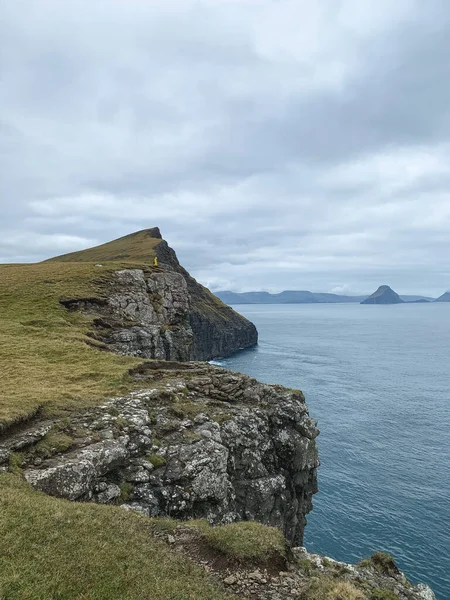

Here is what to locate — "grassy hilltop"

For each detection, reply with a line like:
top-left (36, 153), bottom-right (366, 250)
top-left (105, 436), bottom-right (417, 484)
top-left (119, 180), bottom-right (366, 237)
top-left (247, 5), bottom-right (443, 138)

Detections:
top-left (0, 229), bottom-right (162, 431)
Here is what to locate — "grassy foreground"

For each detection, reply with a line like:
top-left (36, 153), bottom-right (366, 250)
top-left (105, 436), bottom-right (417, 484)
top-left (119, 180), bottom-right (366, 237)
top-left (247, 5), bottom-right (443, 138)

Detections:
top-left (0, 473), bottom-right (232, 600)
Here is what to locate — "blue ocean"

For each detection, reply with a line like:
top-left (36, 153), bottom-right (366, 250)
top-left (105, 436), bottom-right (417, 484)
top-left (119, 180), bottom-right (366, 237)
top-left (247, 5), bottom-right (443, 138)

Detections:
top-left (217, 303), bottom-right (450, 600)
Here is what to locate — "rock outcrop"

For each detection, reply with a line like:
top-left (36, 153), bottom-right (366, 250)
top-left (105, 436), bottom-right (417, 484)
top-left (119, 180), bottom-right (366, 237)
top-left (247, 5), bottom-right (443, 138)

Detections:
top-left (206, 545), bottom-right (436, 600)
top-left (55, 229), bottom-right (257, 361)
top-left (2, 363), bottom-right (319, 546)
top-left (361, 285), bottom-right (404, 305)
top-left (154, 235), bottom-right (258, 359)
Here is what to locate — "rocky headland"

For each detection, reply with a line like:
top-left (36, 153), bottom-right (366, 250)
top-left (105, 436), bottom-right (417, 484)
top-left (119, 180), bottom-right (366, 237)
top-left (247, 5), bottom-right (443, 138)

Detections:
top-left (0, 229), bottom-right (436, 600)
top-left (53, 228), bottom-right (258, 362)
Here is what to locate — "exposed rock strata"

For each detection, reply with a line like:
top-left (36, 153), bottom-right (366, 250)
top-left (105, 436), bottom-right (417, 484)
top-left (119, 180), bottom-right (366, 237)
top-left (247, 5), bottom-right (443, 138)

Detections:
top-left (155, 239), bottom-right (258, 359)
top-left (1, 364), bottom-right (319, 546)
top-left (58, 229), bottom-right (258, 362)
top-left (66, 265), bottom-right (256, 362)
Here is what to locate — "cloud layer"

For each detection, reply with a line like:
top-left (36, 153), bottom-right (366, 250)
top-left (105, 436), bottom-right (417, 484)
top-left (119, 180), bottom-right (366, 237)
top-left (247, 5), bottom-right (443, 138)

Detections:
top-left (1, 0), bottom-right (450, 295)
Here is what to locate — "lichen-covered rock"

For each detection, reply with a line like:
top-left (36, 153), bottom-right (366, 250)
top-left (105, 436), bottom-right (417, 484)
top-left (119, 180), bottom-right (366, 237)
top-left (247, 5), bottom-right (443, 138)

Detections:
top-left (19, 363), bottom-right (318, 545)
top-left (68, 265), bottom-right (257, 362)
top-left (24, 439), bottom-right (131, 500)
top-left (93, 269), bottom-right (194, 361)
top-left (292, 548), bottom-right (436, 600)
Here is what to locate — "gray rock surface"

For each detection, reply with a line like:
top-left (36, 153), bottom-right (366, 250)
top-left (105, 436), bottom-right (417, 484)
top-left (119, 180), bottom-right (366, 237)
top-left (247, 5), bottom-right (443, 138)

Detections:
top-left (106, 269), bottom-right (194, 361)
top-left (291, 548), bottom-right (436, 600)
top-left (68, 265), bottom-right (256, 361)
top-left (15, 363), bottom-right (319, 545)
top-left (155, 239), bottom-right (258, 360)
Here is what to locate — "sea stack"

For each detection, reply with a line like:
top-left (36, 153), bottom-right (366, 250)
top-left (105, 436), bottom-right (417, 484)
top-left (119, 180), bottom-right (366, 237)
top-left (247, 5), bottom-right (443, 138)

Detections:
top-left (361, 285), bottom-right (404, 305)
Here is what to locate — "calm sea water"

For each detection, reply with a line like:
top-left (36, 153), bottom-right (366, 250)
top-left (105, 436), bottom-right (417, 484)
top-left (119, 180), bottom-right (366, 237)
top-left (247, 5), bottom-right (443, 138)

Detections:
top-left (216, 303), bottom-right (450, 600)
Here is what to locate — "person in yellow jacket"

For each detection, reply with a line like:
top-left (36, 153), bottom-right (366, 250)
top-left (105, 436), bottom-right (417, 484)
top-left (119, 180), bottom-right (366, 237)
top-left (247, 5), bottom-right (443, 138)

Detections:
top-left (153, 256), bottom-right (159, 267)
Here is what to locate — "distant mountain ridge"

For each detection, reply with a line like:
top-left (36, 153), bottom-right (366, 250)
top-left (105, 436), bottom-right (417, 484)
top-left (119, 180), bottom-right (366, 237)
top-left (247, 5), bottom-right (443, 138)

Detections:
top-left (215, 290), bottom-right (435, 305)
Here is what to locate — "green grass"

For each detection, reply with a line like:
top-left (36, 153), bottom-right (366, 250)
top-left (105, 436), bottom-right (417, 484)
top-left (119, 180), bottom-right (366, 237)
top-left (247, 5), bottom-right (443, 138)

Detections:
top-left (34, 431), bottom-right (74, 458)
top-left (148, 518), bottom-right (286, 563)
top-left (0, 473), bottom-right (232, 600)
top-left (0, 229), bottom-right (167, 430)
top-left (187, 520), bottom-right (287, 562)
top-left (358, 553), bottom-right (399, 576)
top-left (46, 229), bottom-right (161, 263)
top-left (0, 261), bottom-right (153, 431)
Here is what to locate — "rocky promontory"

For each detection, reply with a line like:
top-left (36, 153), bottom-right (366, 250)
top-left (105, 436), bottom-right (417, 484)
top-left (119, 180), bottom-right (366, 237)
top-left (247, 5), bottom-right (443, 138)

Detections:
top-left (1, 362), bottom-right (319, 546)
top-left (0, 229), bottom-right (437, 600)
top-left (51, 228), bottom-right (258, 361)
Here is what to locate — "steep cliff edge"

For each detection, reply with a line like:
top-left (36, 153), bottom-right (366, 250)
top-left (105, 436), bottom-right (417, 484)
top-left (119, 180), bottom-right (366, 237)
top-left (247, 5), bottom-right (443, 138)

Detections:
top-left (0, 230), bottom-right (437, 600)
top-left (1, 362), bottom-right (319, 546)
top-left (50, 228), bottom-right (258, 361)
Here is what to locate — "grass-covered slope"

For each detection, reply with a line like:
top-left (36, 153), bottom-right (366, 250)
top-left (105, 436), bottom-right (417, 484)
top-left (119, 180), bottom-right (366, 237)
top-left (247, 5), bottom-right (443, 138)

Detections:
top-left (0, 473), bottom-right (232, 600)
top-left (46, 228), bottom-right (161, 263)
top-left (0, 260), bottom-right (146, 431)
top-left (0, 228), bottom-right (256, 430)
top-left (0, 229), bottom-right (174, 430)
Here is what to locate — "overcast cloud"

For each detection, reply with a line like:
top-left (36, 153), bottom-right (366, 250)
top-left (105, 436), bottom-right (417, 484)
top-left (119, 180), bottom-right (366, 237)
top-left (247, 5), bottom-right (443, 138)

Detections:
top-left (1, 0), bottom-right (450, 295)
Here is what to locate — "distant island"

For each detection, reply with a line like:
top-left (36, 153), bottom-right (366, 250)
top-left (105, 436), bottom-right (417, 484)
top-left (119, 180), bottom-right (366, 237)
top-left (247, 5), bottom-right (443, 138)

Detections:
top-left (360, 285), bottom-right (404, 305)
top-left (215, 290), bottom-right (434, 305)
top-left (435, 291), bottom-right (450, 302)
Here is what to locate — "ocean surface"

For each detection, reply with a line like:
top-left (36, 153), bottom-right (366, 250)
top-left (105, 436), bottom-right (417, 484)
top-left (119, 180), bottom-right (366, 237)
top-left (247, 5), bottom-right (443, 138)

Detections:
top-left (215, 303), bottom-right (450, 600)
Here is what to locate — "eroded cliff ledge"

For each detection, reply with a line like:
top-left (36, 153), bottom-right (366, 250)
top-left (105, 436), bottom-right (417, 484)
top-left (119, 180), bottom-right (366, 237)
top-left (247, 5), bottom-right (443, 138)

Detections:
top-left (1, 362), bottom-right (319, 546)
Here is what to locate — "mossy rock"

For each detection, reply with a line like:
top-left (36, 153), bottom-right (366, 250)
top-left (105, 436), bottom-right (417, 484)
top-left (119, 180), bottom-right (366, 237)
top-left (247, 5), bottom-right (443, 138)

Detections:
top-left (358, 553), bottom-right (400, 577)
top-left (34, 432), bottom-right (74, 458)
top-left (146, 453), bottom-right (167, 469)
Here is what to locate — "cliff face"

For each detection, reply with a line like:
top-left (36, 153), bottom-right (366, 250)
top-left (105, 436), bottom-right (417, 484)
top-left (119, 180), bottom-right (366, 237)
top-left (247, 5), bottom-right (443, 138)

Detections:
top-left (2, 362), bottom-right (319, 546)
top-left (0, 229), bottom-right (438, 600)
top-left (155, 238), bottom-right (258, 360)
top-left (57, 229), bottom-right (257, 362)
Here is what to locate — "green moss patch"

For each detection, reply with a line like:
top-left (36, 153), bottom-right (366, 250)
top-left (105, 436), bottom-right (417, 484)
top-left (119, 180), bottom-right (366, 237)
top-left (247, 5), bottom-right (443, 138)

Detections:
top-left (300, 577), bottom-right (367, 600)
top-left (146, 453), bottom-right (167, 469)
top-left (358, 553), bottom-right (400, 577)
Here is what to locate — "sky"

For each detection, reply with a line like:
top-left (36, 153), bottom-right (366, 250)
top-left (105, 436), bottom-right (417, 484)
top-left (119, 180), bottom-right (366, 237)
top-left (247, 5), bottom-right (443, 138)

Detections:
top-left (1, 0), bottom-right (450, 296)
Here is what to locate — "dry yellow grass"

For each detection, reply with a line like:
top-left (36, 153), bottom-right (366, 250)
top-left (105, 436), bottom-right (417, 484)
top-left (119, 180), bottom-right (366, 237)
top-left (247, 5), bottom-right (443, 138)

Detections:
top-left (0, 261), bottom-right (145, 430)
top-left (46, 228), bottom-right (160, 263)
top-left (0, 229), bottom-right (168, 430)
top-left (328, 581), bottom-right (367, 600)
